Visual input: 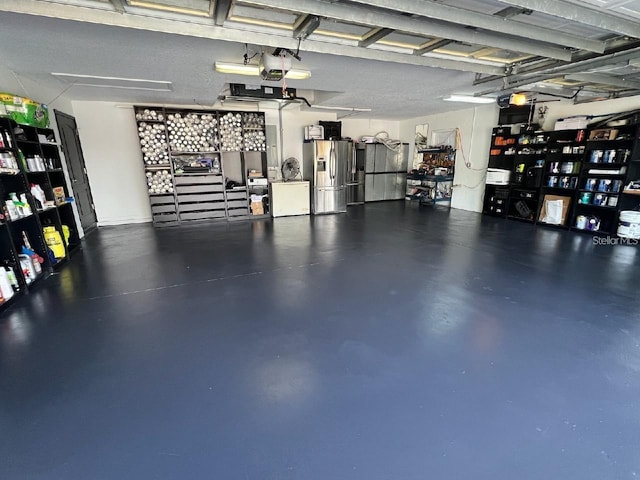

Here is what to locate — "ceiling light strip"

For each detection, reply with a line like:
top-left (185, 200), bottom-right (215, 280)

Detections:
top-left (127, 0), bottom-right (210, 17)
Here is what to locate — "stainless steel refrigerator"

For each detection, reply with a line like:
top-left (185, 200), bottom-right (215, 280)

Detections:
top-left (302, 140), bottom-right (351, 214)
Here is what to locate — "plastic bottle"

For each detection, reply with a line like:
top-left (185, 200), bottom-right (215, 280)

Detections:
top-left (3, 262), bottom-right (19, 290)
top-left (0, 267), bottom-right (14, 300)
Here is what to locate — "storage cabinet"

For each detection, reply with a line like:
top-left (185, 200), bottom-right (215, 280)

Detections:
top-left (0, 117), bottom-right (80, 309)
top-left (134, 106), bottom-right (268, 226)
top-left (361, 143), bottom-right (408, 202)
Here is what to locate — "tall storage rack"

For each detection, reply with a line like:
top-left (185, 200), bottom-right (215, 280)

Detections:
top-left (0, 117), bottom-right (80, 310)
top-left (135, 107), bottom-right (268, 226)
top-left (406, 147), bottom-right (455, 206)
top-left (482, 120), bottom-right (640, 237)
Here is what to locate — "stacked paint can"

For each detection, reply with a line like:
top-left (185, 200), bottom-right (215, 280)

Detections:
top-left (617, 211), bottom-right (640, 239)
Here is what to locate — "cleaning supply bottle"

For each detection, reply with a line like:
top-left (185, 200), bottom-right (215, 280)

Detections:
top-left (0, 267), bottom-right (15, 300)
top-left (43, 226), bottom-right (65, 259)
top-left (61, 225), bottom-right (70, 246)
top-left (19, 194), bottom-right (32, 216)
top-left (2, 261), bottom-right (19, 291)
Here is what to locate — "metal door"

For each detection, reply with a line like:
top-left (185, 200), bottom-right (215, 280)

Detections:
top-left (374, 144), bottom-right (387, 172)
top-left (55, 110), bottom-right (97, 233)
top-left (364, 144), bottom-right (376, 173)
top-left (333, 141), bottom-right (350, 188)
top-left (314, 140), bottom-right (333, 187)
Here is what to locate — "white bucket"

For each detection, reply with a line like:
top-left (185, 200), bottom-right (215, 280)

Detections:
top-left (618, 211), bottom-right (640, 239)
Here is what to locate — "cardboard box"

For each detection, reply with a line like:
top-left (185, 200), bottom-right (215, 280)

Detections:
top-left (538, 194), bottom-right (571, 225)
top-left (554, 116), bottom-right (588, 131)
top-left (251, 201), bottom-right (264, 215)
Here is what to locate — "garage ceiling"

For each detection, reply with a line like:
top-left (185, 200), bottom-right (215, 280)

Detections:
top-left (2, 0), bottom-right (640, 118)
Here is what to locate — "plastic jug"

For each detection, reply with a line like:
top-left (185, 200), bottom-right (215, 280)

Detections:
top-left (43, 226), bottom-right (65, 259)
top-left (61, 225), bottom-right (70, 245)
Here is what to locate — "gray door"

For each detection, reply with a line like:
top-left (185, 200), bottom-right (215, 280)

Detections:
top-left (55, 110), bottom-right (97, 233)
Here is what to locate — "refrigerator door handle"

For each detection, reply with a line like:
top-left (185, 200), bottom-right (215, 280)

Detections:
top-left (330, 142), bottom-right (336, 181)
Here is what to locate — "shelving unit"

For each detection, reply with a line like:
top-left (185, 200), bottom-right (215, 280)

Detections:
top-left (0, 117), bottom-right (80, 310)
top-left (134, 106), bottom-right (269, 226)
top-left (406, 147), bottom-right (455, 205)
top-left (571, 125), bottom-right (636, 235)
top-left (536, 129), bottom-right (585, 228)
top-left (483, 120), bottom-right (640, 238)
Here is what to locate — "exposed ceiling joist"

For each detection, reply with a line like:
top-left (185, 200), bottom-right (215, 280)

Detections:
top-left (0, 0), bottom-right (503, 74)
top-left (480, 47), bottom-right (640, 91)
top-left (242, 0), bottom-right (573, 61)
top-left (359, 27), bottom-right (394, 48)
top-left (565, 73), bottom-right (640, 91)
top-left (293, 14), bottom-right (320, 40)
top-left (213, 0), bottom-right (232, 26)
top-left (109, 0), bottom-right (125, 13)
top-left (414, 39), bottom-right (453, 56)
top-left (347, 0), bottom-right (604, 53)
top-left (493, 6), bottom-right (532, 18)
top-left (497, 0), bottom-right (640, 39)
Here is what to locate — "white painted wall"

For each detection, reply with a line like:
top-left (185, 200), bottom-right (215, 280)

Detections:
top-left (0, 67), bottom-right (85, 236)
top-left (69, 98), bottom-right (407, 226)
top-left (399, 104), bottom-right (498, 213)
top-left (72, 102), bottom-right (152, 226)
top-left (280, 108), bottom-right (336, 162)
top-left (341, 118), bottom-right (400, 140)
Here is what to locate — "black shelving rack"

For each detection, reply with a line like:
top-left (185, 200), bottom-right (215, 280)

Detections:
top-left (483, 126), bottom-right (518, 217)
top-left (0, 117), bottom-right (80, 310)
top-left (571, 125), bottom-right (638, 235)
top-left (535, 128), bottom-right (586, 228)
top-left (483, 120), bottom-right (640, 239)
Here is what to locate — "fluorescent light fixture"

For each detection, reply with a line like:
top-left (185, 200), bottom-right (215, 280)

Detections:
top-left (214, 62), bottom-right (259, 76)
top-left (51, 73), bottom-right (172, 91)
top-left (127, 0), bottom-right (210, 17)
top-left (285, 69), bottom-right (312, 80)
top-left (443, 94), bottom-right (495, 104)
top-left (214, 62), bottom-right (311, 79)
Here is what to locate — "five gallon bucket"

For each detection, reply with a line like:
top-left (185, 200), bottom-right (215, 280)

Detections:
top-left (618, 211), bottom-right (640, 239)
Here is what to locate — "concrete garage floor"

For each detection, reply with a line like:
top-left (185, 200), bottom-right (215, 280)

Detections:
top-left (1, 202), bottom-right (639, 479)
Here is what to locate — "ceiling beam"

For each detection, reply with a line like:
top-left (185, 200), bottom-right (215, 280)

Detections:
top-left (414, 39), bottom-right (453, 56)
top-left (0, 0), bottom-right (504, 74)
top-left (242, 0), bottom-right (573, 61)
top-left (347, 0), bottom-right (604, 53)
top-left (493, 6), bottom-right (532, 18)
top-left (496, 0), bottom-right (640, 39)
top-left (359, 28), bottom-right (394, 48)
top-left (481, 46), bottom-right (640, 91)
top-left (565, 73), bottom-right (640, 91)
top-left (109, 0), bottom-right (125, 13)
top-left (293, 14), bottom-right (320, 40)
top-left (213, 0), bottom-right (232, 26)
